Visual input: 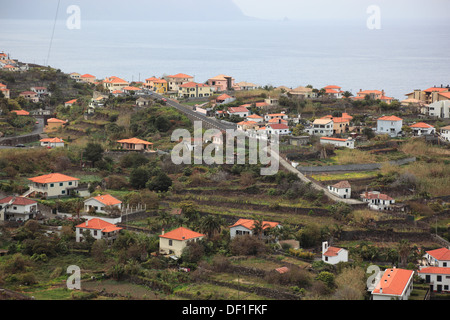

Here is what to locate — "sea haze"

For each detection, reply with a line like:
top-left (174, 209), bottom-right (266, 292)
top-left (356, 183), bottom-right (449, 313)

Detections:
top-left (1, 17), bottom-right (449, 100)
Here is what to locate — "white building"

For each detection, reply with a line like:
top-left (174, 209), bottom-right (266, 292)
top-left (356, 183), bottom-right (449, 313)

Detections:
top-left (0, 196), bottom-right (38, 222)
top-left (246, 114), bottom-right (264, 123)
top-left (371, 268), bottom-right (414, 300)
top-left (426, 100), bottom-right (450, 118)
top-left (409, 122), bottom-right (435, 136)
top-left (75, 218), bottom-right (122, 243)
top-left (84, 194), bottom-right (122, 214)
top-left (327, 181), bottom-right (351, 199)
top-left (321, 241), bottom-right (348, 265)
top-left (27, 173), bottom-right (80, 198)
top-left (266, 123), bottom-right (290, 135)
top-left (264, 113), bottom-right (289, 122)
top-left (308, 119), bottom-right (334, 136)
top-left (376, 115), bottom-right (403, 137)
top-left (40, 137), bottom-right (65, 148)
top-left (418, 267), bottom-right (450, 293)
top-left (227, 106), bottom-right (250, 118)
top-left (424, 247), bottom-right (450, 268)
top-left (229, 218), bottom-right (281, 239)
top-left (159, 227), bottom-right (205, 257)
top-left (361, 191), bottom-right (395, 211)
top-left (320, 137), bottom-right (355, 149)
top-left (440, 125), bottom-right (450, 142)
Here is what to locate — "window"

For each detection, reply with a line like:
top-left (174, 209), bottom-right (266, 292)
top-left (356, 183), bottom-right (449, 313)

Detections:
top-left (437, 275), bottom-right (442, 282)
top-left (443, 262), bottom-right (447, 267)
top-left (59, 182), bottom-right (63, 186)
top-left (50, 183), bottom-right (54, 187)
top-left (69, 182), bottom-right (72, 186)
top-left (62, 190), bottom-right (65, 194)
top-left (93, 230), bottom-right (97, 236)
top-left (169, 240), bottom-right (173, 246)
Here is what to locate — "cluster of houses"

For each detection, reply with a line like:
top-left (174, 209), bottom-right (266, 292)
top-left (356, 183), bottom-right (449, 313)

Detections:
top-left (0, 52), bottom-right (29, 72)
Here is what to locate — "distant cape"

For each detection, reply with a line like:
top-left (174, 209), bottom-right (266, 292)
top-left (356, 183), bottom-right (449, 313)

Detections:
top-left (1, 0), bottom-right (254, 21)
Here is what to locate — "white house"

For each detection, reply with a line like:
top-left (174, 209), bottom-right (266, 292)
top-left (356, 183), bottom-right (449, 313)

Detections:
top-left (308, 119), bottom-right (334, 137)
top-left (229, 218), bottom-right (281, 239)
top-left (425, 100), bottom-right (450, 118)
top-left (40, 137), bottom-right (65, 148)
top-left (75, 218), bottom-right (122, 243)
top-left (159, 227), bottom-right (205, 257)
top-left (371, 268), bottom-right (414, 300)
top-left (418, 267), bottom-right (450, 293)
top-left (321, 241), bottom-right (348, 265)
top-left (361, 191), bottom-right (395, 211)
top-left (246, 114), bottom-right (264, 123)
top-left (30, 86), bottom-right (49, 98)
top-left (27, 173), bottom-right (80, 198)
top-left (264, 113), bottom-right (289, 122)
top-left (376, 115), bottom-right (403, 137)
top-left (320, 137), bottom-right (355, 149)
top-left (0, 196), bottom-right (38, 222)
top-left (440, 125), bottom-right (450, 142)
top-left (409, 122), bottom-right (435, 136)
top-left (266, 123), bottom-right (290, 136)
top-left (227, 106), bottom-right (250, 118)
top-left (84, 194), bottom-right (122, 214)
top-left (328, 181), bottom-right (351, 199)
top-left (215, 94), bottom-right (235, 105)
top-left (424, 247), bottom-right (450, 268)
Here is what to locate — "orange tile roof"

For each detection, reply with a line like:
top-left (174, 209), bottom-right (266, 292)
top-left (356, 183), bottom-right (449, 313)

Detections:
top-left (146, 77), bottom-right (160, 82)
top-left (323, 246), bottom-right (343, 257)
top-left (11, 109), bottom-right (30, 116)
top-left (117, 137), bottom-right (153, 145)
top-left (268, 124), bottom-right (289, 130)
top-left (372, 268), bottom-right (414, 296)
top-left (358, 90), bottom-right (383, 94)
top-left (378, 115), bottom-right (402, 121)
top-left (28, 173), bottom-right (79, 184)
top-left (275, 267), bottom-right (289, 274)
top-left (65, 99), bottom-right (77, 104)
top-left (426, 247), bottom-right (450, 261)
top-left (237, 121), bottom-right (258, 126)
top-left (123, 86), bottom-right (142, 91)
top-left (424, 87), bottom-right (448, 93)
top-left (216, 94), bottom-right (232, 100)
top-left (247, 114), bottom-right (263, 119)
top-left (362, 192), bottom-right (393, 201)
top-left (167, 73), bottom-right (193, 79)
top-left (331, 180), bottom-right (351, 189)
top-left (47, 118), bottom-right (67, 123)
top-left (267, 113), bottom-right (287, 117)
top-left (159, 227), bottom-right (205, 241)
top-left (419, 267), bottom-right (450, 275)
top-left (228, 106), bottom-right (249, 113)
top-left (410, 122), bottom-right (434, 129)
top-left (81, 74), bottom-right (95, 78)
top-left (91, 194), bottom-right (122, 206)
top-left (104, 76), bottom-right (128, 84)
top-left (76, 218), bottom-right (122, 233)
top-left (268, 118), bottom-right (288, 123)
top-left (0, 196), bottom-right (37, 206)
top-left (438, 92), bottom-right (450, 99)
top-left (323, 85), bottom-right (341, 89)
top-left (320, 137), bottom-right (348, 142)
top-left (229, 218), bottom-right (280, 230)
top-left (40, 137), bottom-right (64, 143)
top-left (179, 82), bottom-right (210, 88)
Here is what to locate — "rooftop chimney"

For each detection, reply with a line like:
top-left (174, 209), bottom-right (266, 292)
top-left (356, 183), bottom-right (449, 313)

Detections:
top-left (161, 228), bottom-right (164, 235)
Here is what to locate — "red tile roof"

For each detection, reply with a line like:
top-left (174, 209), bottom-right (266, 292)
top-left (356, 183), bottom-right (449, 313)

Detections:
top-left (419, 267), bottom-right (450, 275)
top-left (0, 196), bottom-right (37, 206)
top-left (228, 106), bottom-right (249, 113)
top-left (216, 94), bottom-right (232, 101)
top-left (65, 99), bottom-right (77, 104)
top-left (159, 227), bottom-right (205, 241)
top-left (323, 246), bottom-right (343, 257)
top-left (11, 109), bottom-right (30, 116)
top-left (47, 118), bottom-right (67, 123)
top-left (268, 124), bottom-right (289, 130)
top-left (378, 115), bottom-right (402, 121)
top-left (372, 268), bottom-right (414, 296)
top-left (40, 137), bottom-right (64, 143)
top-left (362, 192), bottom-right (393, 201)
top-left (331, 181), bottom-right (351, 189)
top-left (28, 173), bottom-right (79, 184)
top-left (91, 194), bottom-right (122, 206)
top-left (81, 74), bottom-right (95, 78)
top-left (426, 248), bottom-right (450, 261)
top-left (179, 82), bottom-right (210, 88)
top-left (229, 218), bottom-right (280, 230)
top-left (320, 137), bottom-right (348, 142)
top-left (424, 87), bottom-right (448, 93)
top-left (76, 218), bottom-right (122, 233)
top-left (167, 73), bottom-right (194, 79)
top-left (410, 122), bottom-right (434, 129)
top-left (117, 137), bottom-right (153, 145)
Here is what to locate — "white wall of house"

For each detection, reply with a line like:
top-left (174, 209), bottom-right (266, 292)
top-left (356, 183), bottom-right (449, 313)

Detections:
top-left (84, 198), bottom-right (122, 214)
top-left (328, 186), bottom-right (351, 199)
top-left (418, 271), bottom-right (450, 292)
top-left (426, 100), bottom-right (450, 118)
top-left (425, 253), bottom-right (450, 268)
top-left (159, 236), bottom-right (203, 256)
top-left (377, 120), bottom-right (403, 137)
top-left (30, 180), bottom-right (78, 198)
top-left (1, 203), bottom-right (37, 221)
top-left (320, 138), bottom-right (355, 149)
top-left (321, 241), bottom-right (348, 265)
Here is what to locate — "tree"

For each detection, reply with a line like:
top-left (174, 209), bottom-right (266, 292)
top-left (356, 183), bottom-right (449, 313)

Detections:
top-left (199, 215), bottom-right (224, 238)
top-left (129, 166), bottom-right (150, 189)
top-left (292, 124), bottom-right (305, 136)
top-left (397, 239), bottom-right (411, 267)
top-left (362, 127), bottom-right (375, 140)
top-left (83, 142), bottom-right (104, 167)
top-left (146, 171), bottom-right (172, 192)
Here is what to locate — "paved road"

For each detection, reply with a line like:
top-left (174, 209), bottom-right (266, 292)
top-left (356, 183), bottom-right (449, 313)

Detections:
top-left (0, 118), bottom-right (44, 148)
top-left (152, 93), bottom-right (237, 131)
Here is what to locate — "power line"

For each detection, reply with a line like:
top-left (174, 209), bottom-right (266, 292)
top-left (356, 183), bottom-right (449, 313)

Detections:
top-left (46, 0), bottom-right (61, 66)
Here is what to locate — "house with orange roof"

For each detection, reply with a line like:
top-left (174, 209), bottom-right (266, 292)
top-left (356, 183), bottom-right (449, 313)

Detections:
top-left (79, 74), bottom-right (96, 84)
top-left (178, 82), bottom-right (213, 98)
top-left (44, 118), bottom-right (67, 132)
top-left (371, 267), bottom-right (414, 300)
top-left (40, 137), bottom-right (65, 148)
top-left (19, 91), bottom-right (39, 103)
top-left (164, 73), bottom-right (194, 92)
top-left (229, 218), bottom-right (281, 239)
top-left (215, 93), bottom-right (235, 105)
top-left (144, 77), bottom-right (168, 94)
top-left (64, 99), bottom-right (77, 107)
top-left (321, 113), bottom-right (353, 134)
top-left (360, 191), bottom-right (395, 211)
top-left (207, 74), bottom-right (237, 92)
top-left (440, 125), bottom-right (450, 142)
top-left (10, 109), bottom-right (30, 116)
top-left (75, 218), bottom-right (122, 243)
top-left (117, 137), bottom-right (154, 152)
top-left (84, 194), bottom-right (122, 214)
top-left (327, 181), bottom-right (351, 199)
top-left (409, 122), bottom-right (435, 136)
top-left (2, 64), bottom-right (18, 72)
top-left (376, 115), bottom-right (403, 137)
top-left (405, 86), bottom-right (450, 104)
top-left (425, 100), bottom-right (450, 119)
top-left (227, 106), bottom-right (250, 118)
top-left (159, 227), bottom-right (205, 256)
top-left (322, 85), bottom-right (344, 99)
top-left (122, 86), bottom-right (143, 95)
top-left (320, 137), bottom-right (355, 149)
top-left (0, 196), bottom-right (38, 222)
top-left (322, 241), bottom-right (348, 265)
top-left (103, 76), bottom-right (129, 92)
top-left (307, 118), bottom-right (334, 136)
top-left (0, 83), bottom-right (10, 99)
top-left (27, 173), bottom-right (80, 198)
top-left (424, 247), bottom-right (450, 268)
top-left (355, 89), bottom-right (393, 103)
top-left (237, 120), bottom-right (259, 131)
top-left (246, 114), bottom-right (264, 123)
top-left (264, 113), bottom-right (289, 122)
top-left (236, 81), bottom-right (260, 91)
top-left (418, 266), bottom-right (450, 293)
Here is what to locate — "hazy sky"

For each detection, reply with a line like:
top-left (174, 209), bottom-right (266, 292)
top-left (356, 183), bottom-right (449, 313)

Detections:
top-left (233, 0), bottom-right (450, 21)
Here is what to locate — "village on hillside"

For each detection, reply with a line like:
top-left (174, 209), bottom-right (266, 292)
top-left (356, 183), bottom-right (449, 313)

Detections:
top-left (0, 50), bottom-right (449, 301)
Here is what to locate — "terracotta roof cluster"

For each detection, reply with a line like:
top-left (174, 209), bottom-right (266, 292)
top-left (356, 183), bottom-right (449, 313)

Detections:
top-left (76, 218), bottom-right (122, 233)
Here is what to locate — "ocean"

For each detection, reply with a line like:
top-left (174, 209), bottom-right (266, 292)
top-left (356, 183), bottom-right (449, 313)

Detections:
top-left (1, 18), bottom-right (450, 100)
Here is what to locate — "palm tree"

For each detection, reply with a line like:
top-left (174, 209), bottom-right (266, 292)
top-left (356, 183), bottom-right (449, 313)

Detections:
top-left (397, 239), bottom-right (411, 267)
top-left (252, 217), bottom-right (272, 240)
top-left (199, 215), bottom-right (224, 238)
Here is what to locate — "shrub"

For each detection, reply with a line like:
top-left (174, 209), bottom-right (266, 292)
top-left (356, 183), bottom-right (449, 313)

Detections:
top-left (229, 234), bottom-right (268, 256)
